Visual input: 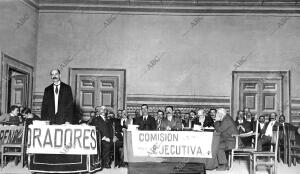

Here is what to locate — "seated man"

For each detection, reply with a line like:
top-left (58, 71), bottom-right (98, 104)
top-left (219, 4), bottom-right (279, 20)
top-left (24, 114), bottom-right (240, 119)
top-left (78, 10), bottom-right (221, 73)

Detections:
top-left (113, 110), bottom-right (126, 167)
top-left (235, 110), bottom-right (252, 146)
top-left (182, 113), bottom-right (192, 128)
top-left (214, 108), bottom-right (238, 171)
top-left (156, 110), bottom-right (164, 130)
top-left (257, 112), bottom-right (278, 151)
top-left (194, 109), bottom-right (214, 128)
top-left (209, 108), bottom-right (217, 120)
top-left (120, 110), bottom-right (133, 129)
top-left (160, 106), bottom-right (182, 131)
top-left (78, 111), bottom-right (94, 125)
top-left (134, 104), bottom-right (156, 130)
top-left (91, 106), bottom-right (113, 168)
top-left (0, 105), bottom-right (22, 125)
top-left (21, 107), bottom-right (40, 126)
top-left (174, 109), bottom-right (182, 119)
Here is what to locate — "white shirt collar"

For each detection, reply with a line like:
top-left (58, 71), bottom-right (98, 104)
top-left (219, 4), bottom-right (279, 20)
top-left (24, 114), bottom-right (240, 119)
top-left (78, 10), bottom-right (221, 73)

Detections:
top-left (54, 81), bottom-right (61, 86)
top-left (100, 115), bottom-right (106, 121)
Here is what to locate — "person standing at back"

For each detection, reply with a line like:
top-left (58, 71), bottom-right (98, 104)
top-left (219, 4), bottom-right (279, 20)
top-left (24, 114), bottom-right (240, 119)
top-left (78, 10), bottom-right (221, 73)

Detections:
top-left (41, 69), bottom-right (74, 124)
top-left (134, 104), bottom-right (156, 130)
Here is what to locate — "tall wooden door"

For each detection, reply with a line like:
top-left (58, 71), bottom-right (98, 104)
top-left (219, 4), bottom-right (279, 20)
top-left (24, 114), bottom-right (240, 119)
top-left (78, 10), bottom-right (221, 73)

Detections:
top-left (231, 71), bottom-right (290, 122)
top-left (76, 76), bottom-right (119, 116)
top-left (9, 73), bottom-right (28, 108)
top-left (70, 69), bottom-right (126, 118)
top-left (1, 53), bottom-right (33, 114)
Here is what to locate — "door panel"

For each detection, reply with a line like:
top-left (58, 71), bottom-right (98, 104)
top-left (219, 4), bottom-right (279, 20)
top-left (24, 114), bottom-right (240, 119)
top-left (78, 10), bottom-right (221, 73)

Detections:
top-left (77, 76), bottom-right (97, 116)
top-left (9, 72), bottom-right (28, 108)
top-left (98, 76), bottom-right (118, 110)
top-left (239, 78), bottom-right (281, 120)
top-left (1, 53), bottom-right (33, 114)
top-left (232, 71), bottom-right (290, 122)
top-left (73, 70), bottom-right (125, 118)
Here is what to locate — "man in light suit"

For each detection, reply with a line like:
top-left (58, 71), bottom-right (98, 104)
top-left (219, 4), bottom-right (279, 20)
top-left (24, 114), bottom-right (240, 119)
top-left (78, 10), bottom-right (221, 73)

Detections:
top-left (160, 106), bottom-right (182, 131)
top-left (133, 104), bottom-right (156, 130)
top-left (41, 69), bottom-right (74, 124)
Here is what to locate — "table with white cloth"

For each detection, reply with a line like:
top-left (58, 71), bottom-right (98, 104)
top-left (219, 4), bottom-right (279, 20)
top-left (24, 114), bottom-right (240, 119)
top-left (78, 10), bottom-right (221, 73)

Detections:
top-left (124, 130), bottom-right (220, 174)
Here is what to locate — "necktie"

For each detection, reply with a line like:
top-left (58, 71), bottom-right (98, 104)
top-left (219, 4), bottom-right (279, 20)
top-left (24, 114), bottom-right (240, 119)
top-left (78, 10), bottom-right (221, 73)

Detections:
top-left (123, 120), bottom-right (126, 126)
top-left (144, 116), bottom-right (147, 121)
top-left (55, 85), bottom-right (58, 94)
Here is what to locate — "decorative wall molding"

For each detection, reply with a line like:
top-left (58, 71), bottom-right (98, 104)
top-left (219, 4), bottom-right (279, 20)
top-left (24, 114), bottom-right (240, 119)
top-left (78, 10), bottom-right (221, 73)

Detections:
top-left (32, 92), bottom-right (300, 125)
top-left (21, 0), bottom-right (39, 10)
top-left (20, 0), bottom-right (300, 15)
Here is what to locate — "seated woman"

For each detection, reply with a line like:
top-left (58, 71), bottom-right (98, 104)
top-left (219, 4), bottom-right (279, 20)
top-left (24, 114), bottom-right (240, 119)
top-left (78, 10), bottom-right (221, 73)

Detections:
top-left (0, 105), bottom-right (22, 126)
top-left (235, 110), bottom-right (252, 146)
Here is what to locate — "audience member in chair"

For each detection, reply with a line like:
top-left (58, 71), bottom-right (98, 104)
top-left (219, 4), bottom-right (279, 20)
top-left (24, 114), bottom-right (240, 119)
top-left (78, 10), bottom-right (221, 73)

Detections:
top-left (120, 110), bottom-right (133, 129)
top-left (160, 106), bottom-right (182, 131)
top-left (209, 108), bottom-right (217, 121)
top-left (214, 108), bottom-right (239, 171)
top-left (194, 109), bottom-right (214, 128)
top-left (255, 115), bottom-right (268, 135)
top-left (134, 109), bottom-right (140, 119)
top-left (182, 113), bottom-right (191, 128)
top-left (0, 105), bottom-right (22, 125)
top-left (112, 110), bottom-right (126, 168)
top-left (257, 113), bottom-right (278, 151)
top-left (21, 108), bottom-right (40, 125)
top-left (134, 104), bottom-right (156, 130)
top-left (174, 109), bottom-right (182, 119)
top-left (245, 112), bottom-right (255, 131)
top-left (156, 110), bottom-right (164, 130)
top-left (91, 106), bottom-right (113, 168)
top-left (235, 110), bottom-right (252, 146)
top-left (78, 111), bottom-right (94, 125)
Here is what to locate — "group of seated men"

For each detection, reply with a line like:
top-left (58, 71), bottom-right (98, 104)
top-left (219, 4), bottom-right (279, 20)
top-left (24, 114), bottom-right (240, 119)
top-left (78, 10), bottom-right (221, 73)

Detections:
top-left (78, 104), bottom-right (242, 170)
top-left (235, 108), bottom-right (296, 152)
top-left (0, 104), bottom-right (295, 171)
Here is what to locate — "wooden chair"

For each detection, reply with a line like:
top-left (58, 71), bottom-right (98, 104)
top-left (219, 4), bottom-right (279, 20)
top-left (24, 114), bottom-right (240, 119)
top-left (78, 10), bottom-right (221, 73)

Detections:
top-left (229, 120), bottom-right (259, 168)
top-left (1, 125), bottom-right (26, 168)
top-left (249, 126), bottom-right (279, 174)
top-left (288, 127), bottom-right (300, 166)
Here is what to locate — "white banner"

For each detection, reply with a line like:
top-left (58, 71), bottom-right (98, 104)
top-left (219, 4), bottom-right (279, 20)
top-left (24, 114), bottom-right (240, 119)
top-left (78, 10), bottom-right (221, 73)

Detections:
top-left (131, 131), bottom-right (213, 158)
top-left (27, 124), bottom-right (97, 155)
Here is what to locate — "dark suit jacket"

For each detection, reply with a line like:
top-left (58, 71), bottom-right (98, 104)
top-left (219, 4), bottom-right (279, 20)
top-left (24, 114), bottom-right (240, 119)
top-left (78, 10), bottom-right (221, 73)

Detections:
top-left (235, 118), bottom-right (252, 133)
top-left (214, 114), bottom-right (239, 150)
top-left (160, 117), bottom-right (182, 131)
top-left (41, 82), bottom-right (74, 124)
top-left (254, 121), bottom-right (268, 137)
top-left (194, 116), bottom-right (214, 127)
top-left (92, 116), bottom-right (113, 140)
top-left (133, 115), bottom-right (156, 130)
top-left (112, 118), bottom-right (124, 141)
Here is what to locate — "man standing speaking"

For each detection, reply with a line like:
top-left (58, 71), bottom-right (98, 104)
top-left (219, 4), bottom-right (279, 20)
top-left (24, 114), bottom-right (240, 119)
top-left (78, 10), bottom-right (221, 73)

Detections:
top-left (41, 69), bottom-right (74, 124)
